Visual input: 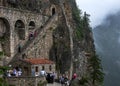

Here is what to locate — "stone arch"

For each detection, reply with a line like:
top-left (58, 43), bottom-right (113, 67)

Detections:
top-left (28, 21), bottom-right (36, 40)
top-left (0, 17), bottom-right (11, 56)
top-left (15, 20), bottom-right (25, 40)
top-left (51, 5), bottom-right (56, 15)
top-left (28, 21), bottom-right (35, 31)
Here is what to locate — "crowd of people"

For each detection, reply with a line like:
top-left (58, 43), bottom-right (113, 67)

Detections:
top-left (5, 67), bottom-right (22, 77)
top-left (39, 69), bottom-right (56, 83)
top-left (5, 66), bottom-right (77, 86)
top-left (46, 72), bottom-right (56, 83)
top-left (58, 73), bottom-right (77, 86)
top-left (41, 71), bottom-right (77, 86)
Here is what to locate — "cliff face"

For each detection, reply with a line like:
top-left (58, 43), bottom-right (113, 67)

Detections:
top-left (0, 0), bottom-right (96, 85)
top-left (50, 1), bottom-right (96, 83)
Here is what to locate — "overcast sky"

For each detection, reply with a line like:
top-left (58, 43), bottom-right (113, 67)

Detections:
top-left (76, 0), bottom-right (120, 28)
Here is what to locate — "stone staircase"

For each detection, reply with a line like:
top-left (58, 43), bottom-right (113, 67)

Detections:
top-left (9, 14), bottom-right (58, 64)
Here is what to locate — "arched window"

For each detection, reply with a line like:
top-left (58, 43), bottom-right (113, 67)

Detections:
top-left (15, 20), bottom-right (25, 40)
top-left (28, 21), bottom-right (35, 30)
top-left (52, 8), bottom-right (55, 15)
top-left (0, 18), bottom-right (10, 56)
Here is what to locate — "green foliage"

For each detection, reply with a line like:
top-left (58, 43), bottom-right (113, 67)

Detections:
top-left (0, 78), bottom-right (9, 86)
top-left (79, 76), bottom-right (88, 85)
top-left (42, 34), bottom-right (46, 38)
top-left (0, 51), bottom-right (4, 56)
top-left (75, 27), bottom-right (83, 40)
top-left (72, 7), bottom-right (83, 40)
top-left (82, 12), bottom-right (91, 27)
top-left (0, 51), bottom-right (5, 60)
top-left (72, 7), bottom-right (91, 40)
top-left (0, 36), bottom-right (5, 42)
top-left (38, 80), bottom-right (47, 86)
top-left (0, 78), bottom-right (4, 83)
top-left (72, 8), bottom-right (82, 24)
top-left (89, 55), bottom-right (104, 85)
top-left (0, 66), bottom-right (11, 75)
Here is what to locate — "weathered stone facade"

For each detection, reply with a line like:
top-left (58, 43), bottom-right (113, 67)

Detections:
top-left (11, 58), bottom-right (55, 76)
top-left (6, 77), bottom-right (46, 86)
top-left (0, 1), bottom-right (58, 65)
top-left (0, 6), bottom-right (45, 55)
top-left (0, 2), bottom-right (96, 85)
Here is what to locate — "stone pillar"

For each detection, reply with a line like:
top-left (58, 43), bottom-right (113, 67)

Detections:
top-left (10, 25), bottom-right (15, 57)
top-left (44, 29), bottom-right (53, 58)
top-left (25, 25), bottom-right (29, 40)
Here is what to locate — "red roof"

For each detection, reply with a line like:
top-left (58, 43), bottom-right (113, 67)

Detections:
top-left (24, 58), bottom-right (54, 65)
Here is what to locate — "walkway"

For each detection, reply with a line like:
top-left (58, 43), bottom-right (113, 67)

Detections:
top-left (47, 82), bottom-right (61, 86)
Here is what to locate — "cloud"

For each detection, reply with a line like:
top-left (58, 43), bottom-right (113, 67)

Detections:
top-left (115, 60), bottom-right (120, 68)
top-left (118, 33), bottom-right (120, 43)
top-left (76, 0), bottom-right (120, 28)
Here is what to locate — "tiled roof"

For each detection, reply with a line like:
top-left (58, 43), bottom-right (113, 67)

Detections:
top-left (24, 58), bottom-right (54, 65)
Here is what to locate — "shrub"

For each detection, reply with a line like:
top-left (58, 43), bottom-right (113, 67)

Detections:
top-left (38, 80), bottom-right (47, 86)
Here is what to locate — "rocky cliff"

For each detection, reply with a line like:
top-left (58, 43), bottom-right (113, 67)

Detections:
top-left (0, 0), bottom-right (100, 86)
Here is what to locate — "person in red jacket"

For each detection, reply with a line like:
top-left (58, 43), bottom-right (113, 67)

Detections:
top-left (72, 73), bottom-right (77, 79)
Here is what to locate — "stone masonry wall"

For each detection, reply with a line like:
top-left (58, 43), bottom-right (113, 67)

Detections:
top-left (25, 15), bottom-right (58, 59)
top-left (0, 6), bottom-right (49, 58)
top-left (6, 77), bottom-right (46, 86)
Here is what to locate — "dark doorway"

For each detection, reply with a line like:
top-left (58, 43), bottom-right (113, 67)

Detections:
top-left (15, 20), bottom-right (25, 40)
top-left (52, 8), bottom-right (55, 15)
top-left (29, 21), bottom-right (35, 30)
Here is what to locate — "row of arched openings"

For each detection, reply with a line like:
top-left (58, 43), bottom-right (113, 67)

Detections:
top-left (0, 18), bottom-right (36, 56)
top-left (0, 6), bottom-right (56, 56)
top-left (15, 20), bottom-right (35, 40)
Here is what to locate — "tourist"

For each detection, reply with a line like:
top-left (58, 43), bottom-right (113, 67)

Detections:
top-left (60, 74), bottom-right (65, 86)
top-left (18, 68), bottom-right (22, 76)
top-left (29, 32), bottom-right (34, 40)
top-left (12, 68), bottom-right (17, 76)
top-left (40, 69), bottom-right (46, 77)
top-left (72, 73), bottom-right (77, 80)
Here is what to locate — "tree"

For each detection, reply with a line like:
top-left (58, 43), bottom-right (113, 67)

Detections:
top-left (89, 54), bottom-right (104, 86)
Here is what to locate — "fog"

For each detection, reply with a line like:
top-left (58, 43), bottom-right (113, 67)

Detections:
top-left (76, 0), bottom-right (120, 86)
top-left (76, 0), bottom-right (120, 27)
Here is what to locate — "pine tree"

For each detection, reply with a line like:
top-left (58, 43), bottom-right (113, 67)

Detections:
top-left (89, 54), bottom-right (104, 86)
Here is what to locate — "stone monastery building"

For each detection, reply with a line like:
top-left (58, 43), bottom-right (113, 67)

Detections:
top-left (0, 0), bottom-right (61, 74)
